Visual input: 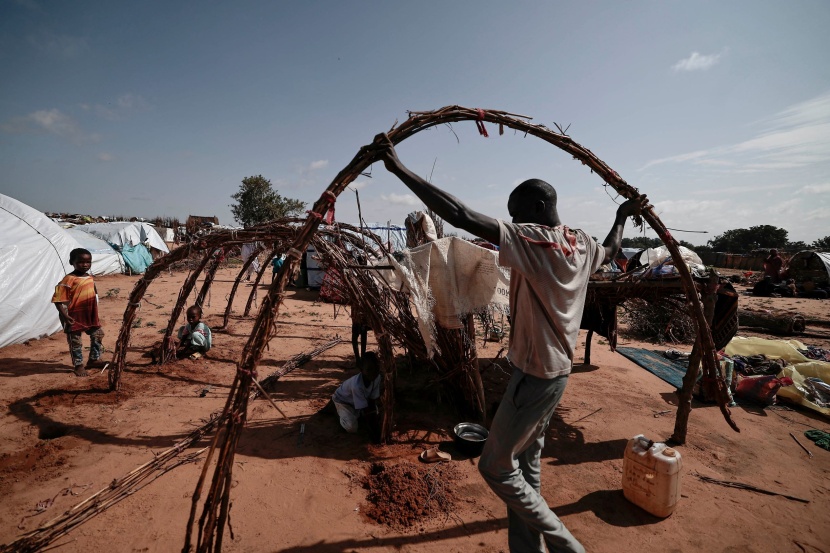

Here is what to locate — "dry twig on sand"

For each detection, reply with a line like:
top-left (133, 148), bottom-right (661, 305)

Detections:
top-left (1, 414), bottom-right (224, 553)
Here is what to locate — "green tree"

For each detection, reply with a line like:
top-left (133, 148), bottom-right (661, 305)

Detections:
top-left (707, 225), bottom-right (789, 253)
top-left (621, 237), bottom-right (697, 250)
top-left (230, 175), bottom-right (305, 227)
top-left (621, 237), bottom-right (663, 249)
top-left (812, 236), bottom-right (830, 251)
top-left (785, 241), bottom-right (809, 253)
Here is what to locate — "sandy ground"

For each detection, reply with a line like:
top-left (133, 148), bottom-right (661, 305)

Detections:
top-left (1, 267), bottom-right (829, 553)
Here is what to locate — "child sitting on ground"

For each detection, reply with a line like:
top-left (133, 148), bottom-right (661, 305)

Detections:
top-left (331, 351), bottom-right (381, 442)
top-left (177, 305), bottom-right (212, 359)
top-left (52, 248), bottom-right (105, 377)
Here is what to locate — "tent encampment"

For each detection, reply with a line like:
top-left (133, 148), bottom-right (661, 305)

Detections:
top-left (75, 222), bottom-right (168, 273)
top-left (65, 227), bottom-right (126, 275)
top-left (0, 194), bottom-right (79, 348)
top-left (79, 222), bottom-right (170, 254)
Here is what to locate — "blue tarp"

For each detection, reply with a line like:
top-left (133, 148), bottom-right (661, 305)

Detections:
top-left (616, 347), bottom-right (688, 389)
top-left (118, 243), bottom-right (154, 274)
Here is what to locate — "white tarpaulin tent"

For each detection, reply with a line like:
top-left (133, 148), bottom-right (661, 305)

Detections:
top-left (306, 246), bottom-right (324, 288)
top-left (156, 226), bottom-right (175, 242)
top-left (79, 222), bottom-right (170, 254)
top-left (65, 227), bottom-right (125, 275)
top-left (0, 194), bottom-right (80, 348)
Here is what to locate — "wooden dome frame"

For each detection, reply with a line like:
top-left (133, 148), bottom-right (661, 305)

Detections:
top-left (174, 105), bottom-right (738, 551)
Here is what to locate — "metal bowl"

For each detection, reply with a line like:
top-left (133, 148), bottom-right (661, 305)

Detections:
top-left (453, 422), bottom-right (489, 457)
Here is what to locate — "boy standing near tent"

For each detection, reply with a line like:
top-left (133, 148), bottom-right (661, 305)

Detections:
top-left (375, 134), bottom-right (647, 553)
top-left (52, 248), bottom-right (105, 377)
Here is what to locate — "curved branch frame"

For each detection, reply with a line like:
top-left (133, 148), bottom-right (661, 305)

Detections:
top-left (181, 105), bottom-right (738, 551)
top-left (108, 226), bottom-right (300, 391)
top-left (108, 222), bottom-right (384, 391)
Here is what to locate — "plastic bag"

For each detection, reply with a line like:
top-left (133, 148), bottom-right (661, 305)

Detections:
top-left (734, 375), bottom-right (794, 405)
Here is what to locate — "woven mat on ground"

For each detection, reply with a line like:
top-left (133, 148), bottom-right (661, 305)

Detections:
top-left (616, 347), bottom-right (688, 389)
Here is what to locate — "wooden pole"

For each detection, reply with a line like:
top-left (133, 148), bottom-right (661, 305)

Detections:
top-left (671, 271), bottom-right (719, 444)
top-left (584, 329), bottom-right (594, 365)
top-left (467, 315), bottom-right (486, 421)
top-left (243, 248), bottom-right (274, 317)
top-left (195, 247), bottom-right (226, 308)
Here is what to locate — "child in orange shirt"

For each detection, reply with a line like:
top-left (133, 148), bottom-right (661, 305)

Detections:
top-left (52, 248), bottom-right (105, 376)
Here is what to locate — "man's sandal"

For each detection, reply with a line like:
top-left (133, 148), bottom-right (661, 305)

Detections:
top-left (419, 447), bottom-right (451, 463)
top-left (73, 366), bottom-right (89, 377)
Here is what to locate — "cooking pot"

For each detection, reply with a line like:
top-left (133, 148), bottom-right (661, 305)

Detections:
top-left (453, 422), bottom-right (489, 457)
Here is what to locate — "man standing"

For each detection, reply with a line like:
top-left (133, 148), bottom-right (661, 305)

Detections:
top-left (763, 248), bottom-right (784, 283)
top-left (375, 134), bottom-right (647, 552)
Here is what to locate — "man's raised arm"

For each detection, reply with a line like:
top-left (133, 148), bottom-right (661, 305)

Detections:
top-left (375, 134), bottom-right (501, 245)
top-left (601, 194), bottom-right (650, 264)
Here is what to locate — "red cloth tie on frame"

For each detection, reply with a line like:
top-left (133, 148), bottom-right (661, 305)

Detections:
top-left (305, 191), bottom-right (337, 224)
top-left (321, 191), bottom-right (336, 224)
top-left (476, 108), bottom-right (489, 138)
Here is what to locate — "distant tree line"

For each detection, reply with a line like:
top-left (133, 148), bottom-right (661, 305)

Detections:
top-left (621, 225), bottom-right (830, 254)
top-left (621, 236), bottom-right (697, 250)
top-left (149, 216), bottom-right (181, 229)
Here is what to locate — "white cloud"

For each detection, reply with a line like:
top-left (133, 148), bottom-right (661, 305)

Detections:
top-left (640, 91), bottom-right (830, 173)
top-left (92, 94), bottom-right (151, 121)
top-left (689, 183), bottom-right (790, 196)
top-left (0, 108), bottom-right (97, 144)
top-left (380, 193), bottom-right (420, 206)
top-left (348, 180), bottom-right (369, 191)
top-left (652, 198), bottom-right (728, 217)
top-left (98, 152), bottom-right (114, 162)
top-left (116, 94), bottom-right (149, 110)
top-left (801, 183), bottom-right (830, 194)
top-left (308, 159), bottom-right (328, 171)
top-left (803, 207), bottom-right (830, 221)
top-left (672, 51), bottom-right (722, 72)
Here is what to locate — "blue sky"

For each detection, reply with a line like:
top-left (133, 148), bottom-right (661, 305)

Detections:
top-left (2, 1), bottom-right (829, 245)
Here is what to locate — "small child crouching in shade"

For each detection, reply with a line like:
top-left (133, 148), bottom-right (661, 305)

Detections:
top-left (331, 351), bottom-right (381, 442)
top-left (52, 248), bottom-right (105, 377)
top-left (177, 305), bottom-right (212, 359)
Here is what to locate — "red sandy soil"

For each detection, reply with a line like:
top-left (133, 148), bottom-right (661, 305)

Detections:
top-left (1, 267), bottom-right (829, 553)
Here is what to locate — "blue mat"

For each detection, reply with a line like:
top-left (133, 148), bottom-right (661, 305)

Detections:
top-left (616, 347), bottom-right (689, 389)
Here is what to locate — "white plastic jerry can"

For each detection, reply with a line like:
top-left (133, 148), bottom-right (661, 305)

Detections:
top-left (622, 434), bottom-right (682, 517)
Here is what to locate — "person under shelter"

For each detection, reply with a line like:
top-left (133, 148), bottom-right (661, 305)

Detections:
top-left (331, 351), bottom-right (381, 442)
